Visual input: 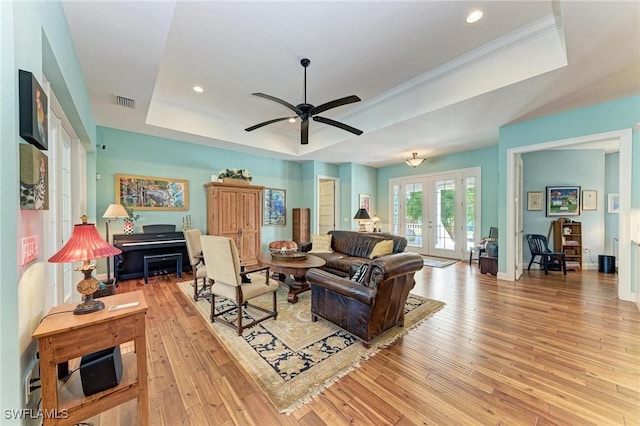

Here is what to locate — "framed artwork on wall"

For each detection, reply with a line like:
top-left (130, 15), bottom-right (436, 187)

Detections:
top-left (527, 191), bottom-right (543, 211)
top-left (18, 70), bottom-right (48, 150)
top-left (359, 194), bottom-right (371, 212)
top-left (546, 186), bottom-right (580, 216)
top-left (608, 193), bottom-right (619, 214)
top-left (19, 144), bottom-right (49, 210)
top-left (582, 190), bottom-right (597, 211)
top-left (263, 188), bottom-right (286, 225)
top-left (115, 174), bottom-right (188, 210)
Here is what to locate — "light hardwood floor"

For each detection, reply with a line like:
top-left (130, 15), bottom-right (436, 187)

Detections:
top-left (89, 262), bottom-right (639, 425)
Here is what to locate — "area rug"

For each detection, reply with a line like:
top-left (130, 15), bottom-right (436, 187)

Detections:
top-left (422, 255), bottom-right (458, 268)
top-left (177, 280), bottom-right (445, 414)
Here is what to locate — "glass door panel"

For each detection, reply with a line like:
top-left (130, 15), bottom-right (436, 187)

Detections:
top-left (429, 178), bottom-right (457, 257)
top-left (404, 182), bottom-right (423, 250)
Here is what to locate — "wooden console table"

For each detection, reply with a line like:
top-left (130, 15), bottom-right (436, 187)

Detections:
top-left (32, 291), bottom-right (149, 425)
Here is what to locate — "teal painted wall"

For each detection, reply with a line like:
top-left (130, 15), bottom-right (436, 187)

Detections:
top-left (522, 149), bottom-right (606, 267)
top-left (350, 164), bottom-right (377, 231)
top-left (498, 95), bottom-right (640, 271)
top-left (2, 1), bottom-right (96, 420)
top-left (96, 127), bottom-right (305, 250)
top-left (376, 145), bottom-right (499, 234)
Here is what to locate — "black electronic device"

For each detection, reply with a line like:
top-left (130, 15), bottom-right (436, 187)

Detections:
top-left (80, 346), bottom-right (123, 396)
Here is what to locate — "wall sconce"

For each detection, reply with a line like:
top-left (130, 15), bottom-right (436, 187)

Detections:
top-left (48, 215), bottom-right (122, 314)
top-left (405, 152), bottom-right (426, 168)
top-left (353, 208), bottom-right (371, 232)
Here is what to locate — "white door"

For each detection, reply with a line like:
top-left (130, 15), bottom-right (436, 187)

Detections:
top-left (515, 155), bottom-right (523, 279)
top-left (318, 179), bottom-right (336, 235)
top-left (46, 107), bottom-right (74, 309)
top-left (427, 175), bottom-right (459, 258)
top-left (391, 168), bottom-right (480, 259)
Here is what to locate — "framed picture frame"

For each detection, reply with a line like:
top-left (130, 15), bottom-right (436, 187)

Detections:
top-left (608, 193), bottom-right (619, 214)
top-left (359, 193), bottom-right (371, 212)
top-left (582, 190), bottom-right (597, 211)
top-left (546, 186), bottom-right (580, 216)
top-left (19, 144), bottom-right (49, 210)
top-left (263, 188), bottom-right (286, 226)
top-left (527, 191), bottom-right (543, 211)
top-left (19, 70), bottom-right (48, 150)
top-left (115, 174), bottom-right (188, 210)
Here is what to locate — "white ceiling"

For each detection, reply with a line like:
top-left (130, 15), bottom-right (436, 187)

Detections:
top-left (62, 1), bottom-right (639, 168)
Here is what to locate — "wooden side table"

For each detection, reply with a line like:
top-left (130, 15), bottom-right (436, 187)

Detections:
top-left (257, 252), bottom-right (326, 303)
top-left (479, 255), bottom-right (498, 276)
top-left (32, 291), bottom-right (149, 426)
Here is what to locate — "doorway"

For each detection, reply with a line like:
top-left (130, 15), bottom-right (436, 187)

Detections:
top-left (317, 177), bottom-right (338, 235)
top-left (505, 129), bottom-right (632, 302)
top-left (390, 167), bottom-right (481, 259)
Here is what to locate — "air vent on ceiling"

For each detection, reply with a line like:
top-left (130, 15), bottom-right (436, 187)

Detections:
top-left (113, 95), bottom-right (135, 109)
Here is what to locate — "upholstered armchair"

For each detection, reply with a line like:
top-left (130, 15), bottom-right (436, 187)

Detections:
top-left (200, 235), bottom-right (279, 335)
top-left (306, 252), bottom-right (424, 347)
top-left (184, 229), bottom-right (208, 301)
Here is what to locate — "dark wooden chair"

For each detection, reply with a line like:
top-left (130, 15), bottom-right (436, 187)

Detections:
top-left (526, 234), bottom-right (567, 275)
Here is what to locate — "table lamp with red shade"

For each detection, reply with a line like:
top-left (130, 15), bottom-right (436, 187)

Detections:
top-left (48, 215), bottom-right (122, 315)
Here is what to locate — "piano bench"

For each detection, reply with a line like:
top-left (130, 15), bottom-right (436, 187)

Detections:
top-left (143, 253), bottom-right (182, 284)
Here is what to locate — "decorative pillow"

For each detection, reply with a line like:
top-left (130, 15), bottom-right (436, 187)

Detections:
top-left (309, 234), bottom-right (333, 253)
top-left (350, 263), bottom-right (369, 283)
top-left (369, 240), bottom-right (394, 259)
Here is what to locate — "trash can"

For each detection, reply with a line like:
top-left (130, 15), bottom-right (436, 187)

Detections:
top-left (598, 255), bottom-right (616, 273)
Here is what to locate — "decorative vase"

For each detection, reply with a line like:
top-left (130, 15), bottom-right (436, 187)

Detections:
top-left (222, 178), bottom-right (250, 186)
top-left (123, 221), bottom-right (134, 235)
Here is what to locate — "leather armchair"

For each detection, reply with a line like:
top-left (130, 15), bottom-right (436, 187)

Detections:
top-left (306, 252), bottom-right (424, 347)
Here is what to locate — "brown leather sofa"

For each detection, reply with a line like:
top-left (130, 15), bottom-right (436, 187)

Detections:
top-left (300, 230), bottom-right (407, 278)
top-left (306, 251), bottom-right (424, 347)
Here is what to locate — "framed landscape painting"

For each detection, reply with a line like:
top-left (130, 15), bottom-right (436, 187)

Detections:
top-left (115, 174), bottom-right (188, 210)
top-left (546, 186), bottom-right (580, 216)
top-left (263, 188), bottom-right (286, 226)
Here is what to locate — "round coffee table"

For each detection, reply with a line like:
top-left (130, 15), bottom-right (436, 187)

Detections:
top-left (257, 252), bottom-right (326, 303)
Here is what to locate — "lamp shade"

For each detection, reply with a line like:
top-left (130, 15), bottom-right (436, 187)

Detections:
top-left (48, 215), bottom-right (122, 263)
top-left (405, 152), bottom-right (426, 168)
top-left (102, 203), bottom-right (128, 219)
top-left (353, 208), bottom-right (371, 221)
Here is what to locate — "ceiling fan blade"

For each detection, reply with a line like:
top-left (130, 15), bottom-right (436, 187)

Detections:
top-left (310, 95), bottom-right (361, 116)
top-left (251, 93), bottom-right (300, 114)
top-left (301, 119), bottom-right (309, 145)
top-left (245, 117), bottom-right (294, 132)
top-left (313, 116), bottom-right (363, 135)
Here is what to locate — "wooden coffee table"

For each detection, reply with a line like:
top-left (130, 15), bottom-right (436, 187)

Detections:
top-left (257, 252), bottom-right (326, 303)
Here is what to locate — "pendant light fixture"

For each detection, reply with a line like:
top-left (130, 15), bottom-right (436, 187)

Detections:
top-left (405, 152), bottom-right (426, 168)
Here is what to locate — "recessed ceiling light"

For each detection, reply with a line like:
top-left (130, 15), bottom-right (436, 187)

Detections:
top-left (193, 85), bottom-right (204, 93)
top-left (466, 10), bottom-right (483, 24)
top-left (288, 117), bottom-right (296, 123)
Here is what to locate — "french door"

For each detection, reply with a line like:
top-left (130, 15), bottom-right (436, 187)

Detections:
top-left (391, 168), bottom-right (480, 259)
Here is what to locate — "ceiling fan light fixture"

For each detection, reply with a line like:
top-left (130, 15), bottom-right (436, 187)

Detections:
top-left (466, 10), bottom-right (483, 24)
top-left (405, 152), bottom-right (426, 168)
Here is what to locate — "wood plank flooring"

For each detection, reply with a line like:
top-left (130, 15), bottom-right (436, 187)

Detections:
top-left (87, 263), bottom-right (639, 425)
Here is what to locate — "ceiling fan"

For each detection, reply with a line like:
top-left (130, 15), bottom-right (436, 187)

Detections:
top-left (245, 58), bottom-right (363, 145)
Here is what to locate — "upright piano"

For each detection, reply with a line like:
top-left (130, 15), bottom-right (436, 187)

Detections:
top-left (113, 231), bottom-right (190, 281)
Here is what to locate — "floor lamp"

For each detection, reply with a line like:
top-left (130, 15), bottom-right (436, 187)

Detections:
top-left (102, 204), bottom-right (129, 285)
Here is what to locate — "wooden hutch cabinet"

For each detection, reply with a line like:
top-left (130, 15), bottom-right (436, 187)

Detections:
top-left (292, 208), bottom-right (310, 244)
top-left (204, 181), bottom-right (264, 266)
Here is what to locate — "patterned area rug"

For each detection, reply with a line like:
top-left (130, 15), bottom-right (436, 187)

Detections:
top-left (177, 279), bottom-right (445, 414)
top-left (422, 255), bottom-right (459, 268)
